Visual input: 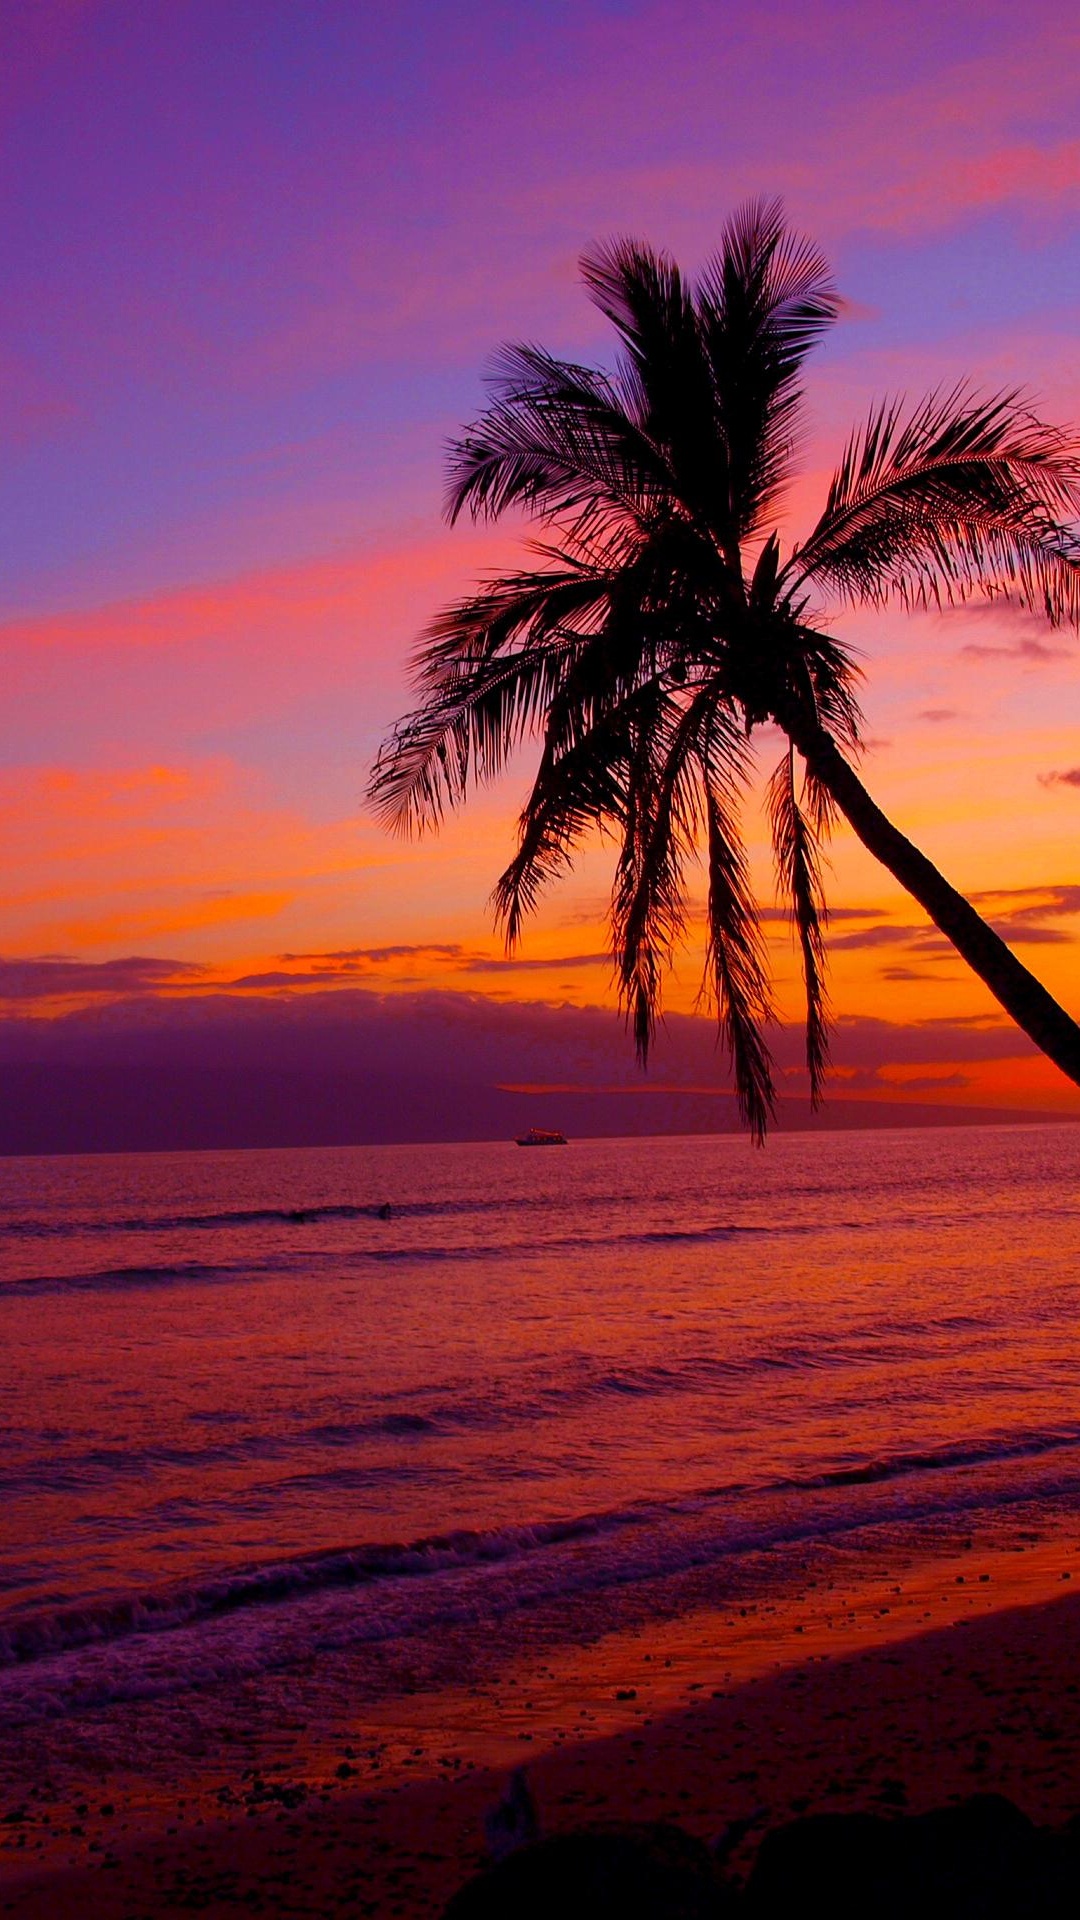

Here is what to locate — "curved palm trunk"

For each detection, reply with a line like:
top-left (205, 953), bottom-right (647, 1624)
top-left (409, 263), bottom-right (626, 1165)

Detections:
top-left (790, 722), bottom-right (1080, 1088)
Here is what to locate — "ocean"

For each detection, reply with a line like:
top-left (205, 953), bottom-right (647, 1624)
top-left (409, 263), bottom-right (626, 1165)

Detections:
top-left (4, 1123), bottom-right (1080, 1810)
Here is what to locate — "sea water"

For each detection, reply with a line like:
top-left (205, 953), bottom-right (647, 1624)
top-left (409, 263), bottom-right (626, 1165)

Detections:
top-left (3, 1125), bottom-right (1080, 1791)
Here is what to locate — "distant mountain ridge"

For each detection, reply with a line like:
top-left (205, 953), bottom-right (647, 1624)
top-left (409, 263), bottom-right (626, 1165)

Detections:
top-left (1, 985), bottom-right (1074, 1154)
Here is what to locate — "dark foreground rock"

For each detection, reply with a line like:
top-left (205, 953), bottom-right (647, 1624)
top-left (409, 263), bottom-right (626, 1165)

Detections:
top-left (442, 1820), bottom-right (733, 1918)
top-left (442, 1794), bottom-right (1080, 1917)
top-left (744, 1792), bottom-right (1080, 1916)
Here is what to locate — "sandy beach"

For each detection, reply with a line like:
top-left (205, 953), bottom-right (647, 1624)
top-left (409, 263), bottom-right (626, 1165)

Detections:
top-left (5, 1536), bottom-right (1080, 1918)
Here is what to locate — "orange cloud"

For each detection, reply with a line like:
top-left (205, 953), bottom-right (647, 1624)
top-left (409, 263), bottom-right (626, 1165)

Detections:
top-left (55, 891), bottom-right (293, 948)
top-left (0, 758), bottom-right (385, 958)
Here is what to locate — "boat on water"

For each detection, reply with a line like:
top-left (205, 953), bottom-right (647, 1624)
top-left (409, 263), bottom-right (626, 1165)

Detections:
top-left (515, 1127), bottom-right (568, 1147)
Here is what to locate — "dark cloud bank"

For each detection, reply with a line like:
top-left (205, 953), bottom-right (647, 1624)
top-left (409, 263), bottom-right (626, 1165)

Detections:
top-left (0, 985), bottom-right (1067, 1156)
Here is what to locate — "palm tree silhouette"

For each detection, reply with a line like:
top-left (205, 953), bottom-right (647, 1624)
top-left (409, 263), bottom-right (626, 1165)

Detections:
top-left (370, 200), bottom-right (1080, 1139)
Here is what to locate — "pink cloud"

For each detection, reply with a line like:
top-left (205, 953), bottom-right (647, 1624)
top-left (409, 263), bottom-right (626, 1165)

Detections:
top-left (2, 523), bottom-right (527, 767)
top-left (2, 528), bottom-right (510, 662)
top-left (962, 637), bottom-right (1072, 664)
top-left (516, 33), bottom-right (1079, 271)
top-left (867, 137), bottom-right (1080, 237)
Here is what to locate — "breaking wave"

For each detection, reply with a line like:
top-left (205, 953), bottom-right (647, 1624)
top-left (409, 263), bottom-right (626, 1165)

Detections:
top-left (7, 1421), bottom-right (1080, 1671)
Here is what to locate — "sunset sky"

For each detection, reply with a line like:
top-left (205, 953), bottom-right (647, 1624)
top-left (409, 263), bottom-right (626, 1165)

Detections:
top-left (3, 0), bottom-right (1080, 1135)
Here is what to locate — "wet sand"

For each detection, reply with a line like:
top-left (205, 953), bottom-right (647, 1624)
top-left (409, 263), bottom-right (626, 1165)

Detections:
top-left (5, 1546), bottom-right (1080, 1917)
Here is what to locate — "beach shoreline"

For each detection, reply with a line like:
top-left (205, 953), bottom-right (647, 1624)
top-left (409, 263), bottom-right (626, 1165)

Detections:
top-left (6, 1540), bottom-right (1080, 1917)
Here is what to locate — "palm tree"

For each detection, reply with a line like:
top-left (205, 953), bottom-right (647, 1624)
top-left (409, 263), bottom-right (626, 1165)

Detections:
top-left (369, 200), bottom-right (1080, 1139)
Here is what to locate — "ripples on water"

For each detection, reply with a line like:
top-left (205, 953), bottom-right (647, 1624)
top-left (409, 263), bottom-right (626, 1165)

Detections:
top-left (2, 1124), bottom-right (1080, 1721)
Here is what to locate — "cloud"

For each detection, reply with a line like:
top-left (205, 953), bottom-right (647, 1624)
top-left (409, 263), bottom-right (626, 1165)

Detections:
top-left (827, 1066), bottom-right (977, 1094)
top-left (530, 57), bottom-right (1080, 259)
top-left (986, 923), bottom-right (1073, 946)
top-left (266, 944), bottom-right (612, 982)
top-left (946, 599), bottom-right (1071, 636)
top-left (829, 924), bottom-right (930, 951)
top-left (967, 883), bottom-right (1080, 946)
top-left (1, 525), bottom-right (522, 793)
top-left (916, 707), bottom-right (960, 723)
top-left (462, 951), bottom-right (611, 974)
top-left (497, 1081), bottom-right (731, 1098)
top-left (55, 893), bottom-right (295, 949)
top-left (968, 884), bottom-right (1080, 915)
top-left (564, 897), bottom-right (906, 935)
top-left (761, 905), bottom-right (886, 924)
top-left (895, 1072), bottom-right (973, 1091)
top-left (1039, 768), bottom-right (1080, 789)
top-left (2, 537), bottom-right (498, 663)
top-left (228, 971), bottom-right (335, 989)
top-left (913, 1012), bottom-right (1015, 1029)
top-left (827, 1011), bottom-right (1032, 1067)
top-left (674, 901), bottom-right (891, 930)
top-left (280, 944), bottom-right (465, 964)
top-left (961, 637), bottom-right (1072, 663)
top-left (879, 965), bottom-right (960, 982)
top-left (6, 939), bottom-right (597, 1006)
top-left (0, 954), bottom-right (204, 1002)
top-left (0, 757), bottom-right (389, 957)
top-left (861, 131), bottom-right (1080, 238)
top-left (826, 884), bottom-right (1080, 958)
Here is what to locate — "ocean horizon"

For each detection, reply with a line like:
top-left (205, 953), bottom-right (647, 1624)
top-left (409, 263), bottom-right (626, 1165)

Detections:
top-left (3, 1090), bottom-right (1075, 1158)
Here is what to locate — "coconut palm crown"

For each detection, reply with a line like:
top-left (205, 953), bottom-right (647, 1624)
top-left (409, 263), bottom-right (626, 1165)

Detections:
top-left (370, 199), bottom-right (1080, 1139)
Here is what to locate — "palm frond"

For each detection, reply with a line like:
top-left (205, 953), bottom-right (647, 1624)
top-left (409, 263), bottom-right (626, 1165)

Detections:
top-left (767, 747), bottom-right (831, 1104)
top-left (793, 626), bottom-right (866, 750)
top-left (493, 707), bottom-right (633, 946)
top-left (696, 198), bottom-right (839, 537)
top-left (579, 239), bottom-right (731, 543)
top-left (415, 559), bottom-right (611, 681)
top-left (701, 779), bottom-right (776, 1142)
top-left (579, 237), bottom-right (691, 370)
top-left (369, 640), bottom-right (574, 835)
top-left (612, 690), bottom-right (692, 1060)
top-left (368, 561), bottom-right (621, 832)
top-left (793, 385), bottom-right (1080, 625)
top-left (445, 342), bottom-right (668, 537)
top-left (611, 684), bottom-right (750, 1061)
